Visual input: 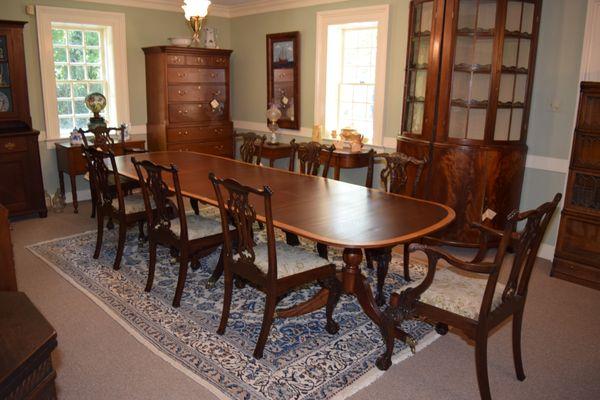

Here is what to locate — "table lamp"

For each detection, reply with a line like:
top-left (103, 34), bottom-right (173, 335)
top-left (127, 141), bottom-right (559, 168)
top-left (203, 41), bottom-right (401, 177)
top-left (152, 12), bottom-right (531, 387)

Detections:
top-left (182, 0), bottom-right (211, 47)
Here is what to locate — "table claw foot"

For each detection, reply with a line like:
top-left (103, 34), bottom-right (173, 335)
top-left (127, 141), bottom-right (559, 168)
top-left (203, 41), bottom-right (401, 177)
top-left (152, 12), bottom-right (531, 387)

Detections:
top-left (405, 336), bottom-right (417, 354)
top-left (325, 320), bottom-right (340, 335)
top-left (376, 354), bottom-right (392, 371)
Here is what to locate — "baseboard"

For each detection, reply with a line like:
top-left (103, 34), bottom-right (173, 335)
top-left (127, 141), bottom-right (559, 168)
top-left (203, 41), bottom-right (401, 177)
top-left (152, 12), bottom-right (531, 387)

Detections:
top-left (538, 243), bottom-right (555, 261)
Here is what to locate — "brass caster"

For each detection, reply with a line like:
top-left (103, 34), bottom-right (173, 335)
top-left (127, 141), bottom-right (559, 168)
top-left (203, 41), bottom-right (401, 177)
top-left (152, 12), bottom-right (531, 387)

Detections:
top-left (406, 336), bottom-right (417, 354)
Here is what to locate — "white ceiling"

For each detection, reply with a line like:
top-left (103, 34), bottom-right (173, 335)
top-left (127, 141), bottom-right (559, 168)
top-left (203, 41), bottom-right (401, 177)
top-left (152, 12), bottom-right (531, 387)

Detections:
top-left (211, 0), bottom-right (256, 5)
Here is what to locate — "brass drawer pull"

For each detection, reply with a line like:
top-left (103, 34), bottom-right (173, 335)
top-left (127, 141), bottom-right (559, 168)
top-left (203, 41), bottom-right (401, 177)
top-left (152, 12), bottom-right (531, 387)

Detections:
top-left (213, 90), bottom-right (222, 96)
top-left (177, 72), bottom-right (187, 78)
top-left (214, 128), bottom-right (223, 134)
top-left (215, 145), bottom-right (223, 150)
top-left (177, 89), bottom-right (187, 96)
top-left (4, 142), bottom-right (16, 151)
top-left (178, 131), bottom-right (189, 136)
top-left (197, 104), bottom-right (203, 108)
top-left (178, 109), bottom-right (189, 115)
top-left (210, 72), bottom-right (217, 78)
top-left (197, 86), bottom-right (202, 90)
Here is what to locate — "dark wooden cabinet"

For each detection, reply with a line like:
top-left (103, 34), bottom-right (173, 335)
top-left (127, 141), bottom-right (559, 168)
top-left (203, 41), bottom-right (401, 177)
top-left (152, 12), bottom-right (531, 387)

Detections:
top-left (397, 0), bottom-right (541, 246)
top-left (143, 47), bottom-right (234, 157)
top-left (552, 82), bottom-right (600, 290)
top-left (0, 21), bottom-right (46, 218)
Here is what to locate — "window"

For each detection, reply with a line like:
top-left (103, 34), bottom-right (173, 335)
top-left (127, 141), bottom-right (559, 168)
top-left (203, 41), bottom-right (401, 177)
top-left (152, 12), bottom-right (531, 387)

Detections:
top-left (36, 6), bottom-right (130, 140)
top-left (315, 5), bottom-right (389, 145)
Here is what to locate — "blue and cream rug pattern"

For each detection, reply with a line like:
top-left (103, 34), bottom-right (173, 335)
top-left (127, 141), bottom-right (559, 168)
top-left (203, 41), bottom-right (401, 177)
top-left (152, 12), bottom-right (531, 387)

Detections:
top-left (28, 214), bottom-right (437, 400)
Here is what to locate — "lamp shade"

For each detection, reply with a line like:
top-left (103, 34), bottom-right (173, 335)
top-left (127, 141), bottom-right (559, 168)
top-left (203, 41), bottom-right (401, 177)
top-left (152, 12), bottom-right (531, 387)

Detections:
top-left (182, 0), bottom-right (211, 20)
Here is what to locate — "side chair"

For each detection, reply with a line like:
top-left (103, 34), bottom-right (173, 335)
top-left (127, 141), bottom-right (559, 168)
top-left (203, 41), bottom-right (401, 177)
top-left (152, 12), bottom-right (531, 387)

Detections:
top-left (286, 139), bottom-right (335, 258)
top-left (238, 131), bottom-right (267, 165)
top-left (364, 151), bottom-right (428, 305)
top-left (82, 146), bottom-right (149, 270)
top-left (132, 158), bottom-right (231, 308)
top-left (209, 173), bottom-right (342, 359)
top-left (375, 194), bottom-right (562, 400)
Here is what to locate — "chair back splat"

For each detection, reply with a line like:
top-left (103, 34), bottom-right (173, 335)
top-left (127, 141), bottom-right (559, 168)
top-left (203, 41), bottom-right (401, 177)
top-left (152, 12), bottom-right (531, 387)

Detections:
top-left (289, 139), bottom-right (335, 177)
top-left (380, 152), bottom-right (428, 197)
top-left (82, 147), bottom-right (123, 211)
top-left (504, 193), bottom-right (562, 300)
top-left (209, 173), bottom-right (277, 280)
top-left (80, 126), bottom-right (125, 152)
top-left (131, 159), bottom-right (185, 241)
top-left (238, 132), bottom-right (267, 165)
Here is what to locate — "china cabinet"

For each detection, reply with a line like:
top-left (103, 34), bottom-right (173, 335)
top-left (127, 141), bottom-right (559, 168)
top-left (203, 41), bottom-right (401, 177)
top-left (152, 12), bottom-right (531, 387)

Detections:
top-left (0, 20), bottom-right (47, 218)
top-left (398, 0), bottom-right (541, 245)
top-left (143, 47), bottom-right (233, 157)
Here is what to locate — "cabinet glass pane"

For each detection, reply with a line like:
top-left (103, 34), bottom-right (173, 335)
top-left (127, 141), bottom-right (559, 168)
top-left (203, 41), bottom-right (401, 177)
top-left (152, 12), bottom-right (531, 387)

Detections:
top-left (451, 72), bottom-right (470, 100)
top-left (421, 2), bottom-right (433, 32)
top-left (414, 70), bottom-right (427, 99)
top-left (471, 73), bottom-right (491, 100)
top-left (413, 3), bottom-right (423, 33)
top-left (518, 38), bottom-right (530, 68)
top-left (0, 88), bottom-right (12, 113)
top-left (449, 106), bottom-right (468, 138)
top-left (506, 1), bottom-right (523, 32)
top-left (510, 108), bottom-right (523, 140)
top-left (478, 1), bottom-right (498, 30)
top-left (473, 39), bottom-right (493, 66)
top-left (522, 2), bottom-right (535, 34)
top-left (467, 109), bottom-right (487, 140)
top-left (457, 0), bottom-right (478, 31)
top-left (494, 108), bottom-right (511, 140)
top-left (455, 36), bottom-right (474, 65)
top-left (514, 74), bottom-right (527, 104)
top-left (411, 102), bottom-right (425, 134)
top-left (503, 37), bottom-right (518, 66)
top-left (499, 74), bottom-right (515, 103)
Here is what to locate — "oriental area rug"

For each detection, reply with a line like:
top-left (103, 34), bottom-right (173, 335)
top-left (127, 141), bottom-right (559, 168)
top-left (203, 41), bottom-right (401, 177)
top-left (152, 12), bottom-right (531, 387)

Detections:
top-left (28, 215), bottom-right (438, 400)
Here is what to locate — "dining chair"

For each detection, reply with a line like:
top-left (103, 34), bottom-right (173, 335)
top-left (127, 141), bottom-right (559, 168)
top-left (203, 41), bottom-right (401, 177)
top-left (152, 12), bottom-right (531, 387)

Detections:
top-left (364, 151), bottom-right (428, 306)
top-left (375, 194), bottom-right (562, 400)
top-left (209, 173), bottom-right (342, 359)
top-left (132, 158), bottom-right (230, 308)
top-left (286, 139), bottom-right (335, 257)
top-left (237, 132), bottom-right (267, 165)
top-left (80, 126), bottom-right (145, 218)
top-left (82, 146), bottom-right (148, 270)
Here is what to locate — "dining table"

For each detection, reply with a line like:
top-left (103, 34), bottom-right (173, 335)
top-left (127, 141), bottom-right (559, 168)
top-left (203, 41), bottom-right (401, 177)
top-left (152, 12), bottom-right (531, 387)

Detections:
top-left (111, 151), bottom-right (455, 338)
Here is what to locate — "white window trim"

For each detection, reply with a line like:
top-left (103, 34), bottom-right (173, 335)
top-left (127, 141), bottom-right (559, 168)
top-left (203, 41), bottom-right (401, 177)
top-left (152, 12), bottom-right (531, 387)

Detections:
top-left (36, 6), bottom-right (130, 140)
top-left (314, 5), bottom-right (389, 146)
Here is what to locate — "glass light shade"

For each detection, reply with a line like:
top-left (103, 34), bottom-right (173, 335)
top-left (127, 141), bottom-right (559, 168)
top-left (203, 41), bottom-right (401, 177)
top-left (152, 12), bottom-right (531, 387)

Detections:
top-left (182, 0), bottom-right (211, 20)
top-left (266, 104), bottom-right (282, 123)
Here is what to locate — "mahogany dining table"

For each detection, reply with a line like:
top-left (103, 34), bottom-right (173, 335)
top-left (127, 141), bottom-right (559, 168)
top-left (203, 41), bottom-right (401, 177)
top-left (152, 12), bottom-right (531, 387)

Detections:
top-left (111, 151), bottom-right (455, 337)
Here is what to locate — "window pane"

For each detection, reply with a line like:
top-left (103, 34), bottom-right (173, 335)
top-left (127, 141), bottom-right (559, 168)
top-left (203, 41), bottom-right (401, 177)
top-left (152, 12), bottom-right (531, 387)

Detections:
top-left (57, 99), bottom-right (72, 115)
top-left (56, 83), bottom-right (71, 98)
top-left (74, 99), bottom-right (89, 114)
top-left (53, 47), bottom-right (67, 63)
top-left (52, 29), bottom-right (66, 45)
top-left (85, 48), bottom-right (100, 63)
top-left (69, 48), bottom-right (84, 63)
top-left (74, 117), bottom-right (89, 129)
top-left (68, 30), bottom-right (83, 45)
top-left (59, 116), bottom-right (74, 131)
top-left (73, 83), bottom-right (87, 97)
top-left (84, 31), bottom-right (100, 46)
top-left (55, 65), bottom-right (68, 80)
top-left (89, 82), bottom-right (103, 94)
top-left (69, 65), bottom-right (85, 80)
top-left (87, 66), bottom-right (101, 80)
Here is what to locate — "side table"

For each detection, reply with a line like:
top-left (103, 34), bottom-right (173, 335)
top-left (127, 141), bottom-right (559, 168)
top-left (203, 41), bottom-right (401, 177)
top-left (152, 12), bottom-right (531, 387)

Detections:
top-left (260, 142), bottom-right (292, 167)
top-left (322, 148), bottom-right (374, 180)
top-left (55, 140), bottom-right (145, 213)
top-left (0, 292), bottom-right (58, 400)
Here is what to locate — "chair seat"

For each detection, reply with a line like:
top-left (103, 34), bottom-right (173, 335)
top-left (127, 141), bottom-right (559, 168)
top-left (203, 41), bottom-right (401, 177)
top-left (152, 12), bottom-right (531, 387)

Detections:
top-left (249, 241), bottom-right (329, 279)
top-left (400, 268), bottom-right (505, 320)
top-left (111, 193), bottom-right (152, 214)
top-left (170, 214), bottom-right (223, 240)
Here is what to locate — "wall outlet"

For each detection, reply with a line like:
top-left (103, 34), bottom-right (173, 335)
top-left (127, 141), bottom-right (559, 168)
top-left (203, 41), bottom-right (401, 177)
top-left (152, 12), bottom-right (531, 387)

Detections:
top-left (25, 5), bottom-right (35, 16)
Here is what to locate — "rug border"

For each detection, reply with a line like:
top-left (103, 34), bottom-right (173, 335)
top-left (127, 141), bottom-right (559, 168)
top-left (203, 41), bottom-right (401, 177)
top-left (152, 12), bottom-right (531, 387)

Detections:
top-left (27, 232), bottom-right (439, 400)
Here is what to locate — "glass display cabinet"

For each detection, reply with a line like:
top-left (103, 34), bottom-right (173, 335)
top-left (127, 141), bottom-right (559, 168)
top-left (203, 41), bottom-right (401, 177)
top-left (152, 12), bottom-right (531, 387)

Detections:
top-left (399, 0), bottom-right (542, 245)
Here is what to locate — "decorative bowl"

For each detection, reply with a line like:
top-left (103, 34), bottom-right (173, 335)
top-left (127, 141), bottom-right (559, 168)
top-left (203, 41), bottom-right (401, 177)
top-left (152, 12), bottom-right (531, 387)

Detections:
top-left (84, 92), bottom-right (107, 115)
top-left (169, 37), bottom-right (192, 47)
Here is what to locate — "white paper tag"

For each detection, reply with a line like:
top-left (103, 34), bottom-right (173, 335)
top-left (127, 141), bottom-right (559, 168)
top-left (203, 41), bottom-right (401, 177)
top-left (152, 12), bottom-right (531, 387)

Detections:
top-left (482, 208), bottom-right (497, 222)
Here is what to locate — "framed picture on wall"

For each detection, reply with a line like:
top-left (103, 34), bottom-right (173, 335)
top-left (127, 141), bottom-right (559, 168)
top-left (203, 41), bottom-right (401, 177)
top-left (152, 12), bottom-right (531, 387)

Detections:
top-left (267, 31), bottom-right (300, 130)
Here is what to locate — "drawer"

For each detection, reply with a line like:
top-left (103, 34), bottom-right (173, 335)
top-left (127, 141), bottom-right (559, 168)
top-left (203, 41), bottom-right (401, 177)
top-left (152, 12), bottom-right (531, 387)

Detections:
top-left (167, 139), bottom-right (233, 157)
top-left (167, 54), bottom-right (186, 65)
top-left (167, 125), bottom-right (232, 143)
top-left (185, 55), bottom-right (229, 67)
top-left (167, 68), bottom-right (226, 83)
top-left (555, 212), bottom-right (600, 268)
top-left (0, 136), bottom-right (28, 154)
top-left (273, 68), bottom-right (294, 82)
top-left (168, 84), bottom-right (226, 103)
top-left (552, 257), bottom-right (600, 287)
top-left (168, 103), bottom-right (227, 123)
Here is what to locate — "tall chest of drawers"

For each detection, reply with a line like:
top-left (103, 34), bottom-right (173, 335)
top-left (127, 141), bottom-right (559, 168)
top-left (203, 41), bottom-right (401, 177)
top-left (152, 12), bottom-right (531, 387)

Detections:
top-left (552, 82), bottom-right (600, 290)
top-left (143, 47), bottom-right (233, 157)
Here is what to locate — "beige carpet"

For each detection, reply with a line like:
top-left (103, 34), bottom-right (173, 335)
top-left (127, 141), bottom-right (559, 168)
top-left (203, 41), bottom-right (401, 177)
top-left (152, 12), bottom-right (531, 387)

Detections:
top-left (10, 201), bottom-right (600, 399)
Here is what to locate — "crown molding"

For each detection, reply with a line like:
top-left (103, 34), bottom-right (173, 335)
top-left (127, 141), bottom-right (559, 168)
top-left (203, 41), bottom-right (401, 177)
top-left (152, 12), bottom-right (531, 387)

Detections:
top-left (72, 0), bottom-right (348, 18)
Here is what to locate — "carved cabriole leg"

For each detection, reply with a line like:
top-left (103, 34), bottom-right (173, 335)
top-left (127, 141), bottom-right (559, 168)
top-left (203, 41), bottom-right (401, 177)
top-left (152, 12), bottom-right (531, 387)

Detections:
top-left (93, 208), bottom-right (104, 259)
top-left (513, 308), bottom-right (526, 381)
top-left (475, 328), bottom-right (492, 400)
top-left (254, 292), bottom-right (278, 359)
top-left (190, 198), bottom-right (200, 215)
top-left (403, 244), bottom-right (411, 281)
top-left (206, 248), bottom-right (225, 288)
top-left (321, 275), bottom-right (341, 334)
top-left (69, 174), bottom-right (78, 213)
top-left (172, 249), bottom-right (189, 307)
top-left (113, 218), bottom-right (127, 270)
top-left (145, 240), bottom-right (157, 292)
top-left (90, 185), bottom-right (96, 219)
top-left (218, 269), bottom-right (234, 335)
top-left (373, 248), bottom-right (392, 307)
top-left (375, 307), bottom-right (397, 371)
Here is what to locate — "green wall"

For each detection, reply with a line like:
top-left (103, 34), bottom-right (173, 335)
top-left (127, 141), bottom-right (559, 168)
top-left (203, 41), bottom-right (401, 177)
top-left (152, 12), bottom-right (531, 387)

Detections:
top-left (0, 0), bottom-right (230, 199)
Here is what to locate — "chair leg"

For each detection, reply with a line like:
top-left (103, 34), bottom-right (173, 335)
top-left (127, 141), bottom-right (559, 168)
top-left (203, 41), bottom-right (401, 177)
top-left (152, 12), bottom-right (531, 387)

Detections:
top-left (375, 249), bottom-right (391, 307)
top-left (253, 293), bottom-right (278, 359)
top-left (403, 244), bottom-right (411, 281)
top-left (217, 270), bottom-right (234, 335)
top-left (435, 322), bottom-right (449, 335)
top-left (93, 209), bottom-right (104, 259)
top-left (375, 307), bottom-right (398, 371)
top-left (137, 220), bottom-right (146, 243)
top-left (285, 231), bottom-right (301, 246)
top-left (475, 333), bottom-right (492, 400)
top-left (113, 219), bottom-right (127, 270)
top-left (206, 247), bottom-right (224, 289)
top-left (317, 242), bottom-right (328, 259)
top-left (190, 198), bottom-right (200, 215)
top-left (145, 240), bottom-right (157, 292)
top-left (513, 309), bottom-right (526, 381)
top-left (172, 249), bottom-right (189, 307)
top-left (365, 249), bottom-right (374, 269)
top-left (323, 276), bottom-right (341, 334)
